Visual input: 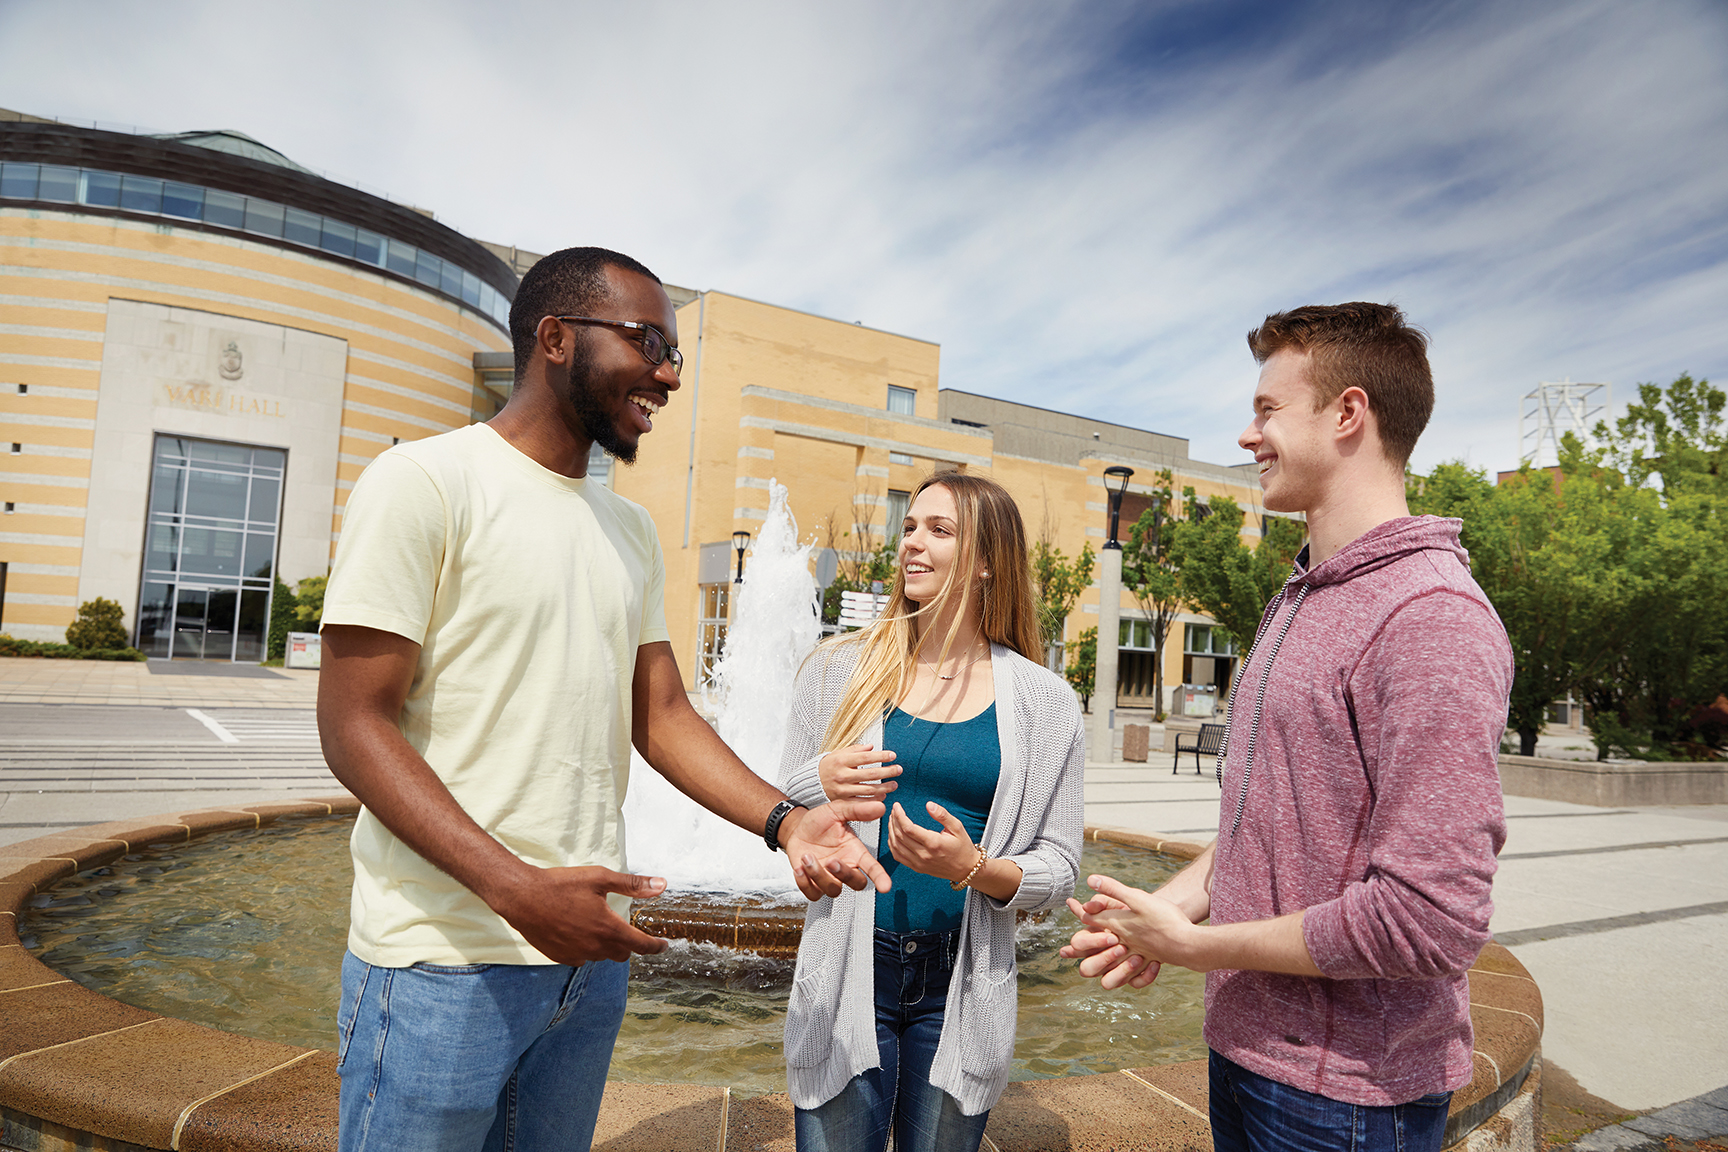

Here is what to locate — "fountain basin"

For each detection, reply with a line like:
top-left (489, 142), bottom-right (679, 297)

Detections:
top-left (0, 800), bottom-right (1543, 1151)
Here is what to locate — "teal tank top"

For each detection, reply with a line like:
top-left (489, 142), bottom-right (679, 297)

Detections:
top-left (875, 702), bottom-right (1001, 933)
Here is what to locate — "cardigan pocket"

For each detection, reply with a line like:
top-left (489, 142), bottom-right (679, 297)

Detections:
top-left (958, 964), bottom-right (1018, 1073)
top-left (785, 962), bottom-right (840, 1068)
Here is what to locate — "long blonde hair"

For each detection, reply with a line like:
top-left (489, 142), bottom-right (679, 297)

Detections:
top-left (819, 472), bottom-right (1041, 751)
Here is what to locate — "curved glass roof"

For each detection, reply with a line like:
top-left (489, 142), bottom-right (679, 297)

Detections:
top-left (150, 130), bottom-right (312, 174)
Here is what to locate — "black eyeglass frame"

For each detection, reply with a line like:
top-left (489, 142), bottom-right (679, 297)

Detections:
top-left (552, 315), bottom-right (683, 376)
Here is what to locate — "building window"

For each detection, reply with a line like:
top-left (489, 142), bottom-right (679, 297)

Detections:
top-left (3, 503), bottom-right (13, 514)
top-left (886, 489), bottom-right (910, 543)
top-left (1181, 622), bottom-right (1239, 705)
top-left (1183, 624), bottom-right (1237, 656)
top-left (15, 384), bottom-right (25, 394)
top-left (136, 435), bottom-right (285, 662)
top-left (697, 582), bottom-right (731, 685)
top-left (1118, 619), bottom-right (1154, 650)
top-left (9, 444), bottom-right (19, 455)
top-left (886, 386), bottom-right (916, 416)
top-left (889, 451), bottom-right (913, 466)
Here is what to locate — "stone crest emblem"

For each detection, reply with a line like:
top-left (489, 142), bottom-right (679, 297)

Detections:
top-left (218, 340), bottom-right (244, 381)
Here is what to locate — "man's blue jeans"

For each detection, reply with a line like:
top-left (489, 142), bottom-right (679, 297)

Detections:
top-left (337, 952), bottom-right (628, 1152)
top-left (793, 927), bottom-right (990, 1152)
top-left (1209, 1050), bottom-right (1453, 1152)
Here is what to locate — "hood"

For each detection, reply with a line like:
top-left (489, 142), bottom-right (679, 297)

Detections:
top-left (1291, 515), bottom-right (1469, 588)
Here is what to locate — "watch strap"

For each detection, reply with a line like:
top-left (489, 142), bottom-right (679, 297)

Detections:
top-left (763, 799), bottom-right (802, 853)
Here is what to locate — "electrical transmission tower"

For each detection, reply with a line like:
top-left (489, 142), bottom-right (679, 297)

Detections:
top-left (1519, 380), bottom-right (1609, 467)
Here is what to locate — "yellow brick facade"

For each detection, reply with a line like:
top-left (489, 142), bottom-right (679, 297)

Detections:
top-left (0, 207), bottom-right (507, 643)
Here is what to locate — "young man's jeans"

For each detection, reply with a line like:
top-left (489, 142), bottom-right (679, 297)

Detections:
top-left (1209, 1050), bottom-right (1453, 1152)
top-left (793, 927), bottom-right (990, 1152)
top-left (336, 952), bottom-right (628, 1152)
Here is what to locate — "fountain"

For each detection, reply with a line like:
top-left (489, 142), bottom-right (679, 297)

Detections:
top-left (620, 477), bottom-right (816, 899)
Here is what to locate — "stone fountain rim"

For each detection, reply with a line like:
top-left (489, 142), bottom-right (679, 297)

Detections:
top-left (0, 799), bottom-right (1542, 1152)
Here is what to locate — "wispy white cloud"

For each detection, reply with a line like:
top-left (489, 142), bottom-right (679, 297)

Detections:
top-left (3, 0), bottom-right (1722, 473)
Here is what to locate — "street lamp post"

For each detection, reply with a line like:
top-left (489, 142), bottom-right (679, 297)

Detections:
top-left (1091, 466), bottom-right (1134, 764)
top-left (732, 530), bottom-right (752, 583)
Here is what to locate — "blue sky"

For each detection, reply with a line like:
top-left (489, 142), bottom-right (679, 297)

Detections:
top-left (2, 0), bottom-right (1723, 474)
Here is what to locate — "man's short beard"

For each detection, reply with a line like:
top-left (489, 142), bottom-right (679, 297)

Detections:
top-left (565, 348), bottom-right (636, 466)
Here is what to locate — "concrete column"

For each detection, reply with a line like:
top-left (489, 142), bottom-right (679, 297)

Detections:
top-left (1091, 545), bottom-right (1123, 764)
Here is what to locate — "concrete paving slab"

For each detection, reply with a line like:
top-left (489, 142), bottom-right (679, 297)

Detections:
top-left (1507, 917), bottom-right (1728, 1109)
top-left (0, 788), bottom-right (352, 847)
top-left (1573, 1124), bottom-right (1664, 1152)
top-left (1621, 1098), bottom-right (1728, 1139)
top-left (1495, 848), bottom-right (1728, 918)
top-left (1501, 811), bottom-right (1728, 854)
top-left (0, 705), bottom-right (216, 741)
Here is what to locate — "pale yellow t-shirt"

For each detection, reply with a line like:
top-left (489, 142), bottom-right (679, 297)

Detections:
top-left (321, 422), bottom-right (669, 966)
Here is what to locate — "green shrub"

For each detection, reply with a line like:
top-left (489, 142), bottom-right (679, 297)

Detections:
top-left (65, 597), bottom-right (129, 650)
top-left (267, 579), bottom-right (298, 661)
top-left (0, 633), bottom-right (144, 661)
top-left (293, 575), bottom-right (328, 630)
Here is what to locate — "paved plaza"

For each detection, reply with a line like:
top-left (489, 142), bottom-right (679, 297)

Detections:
top-left (2, 655), bottom-right (1724, 1143)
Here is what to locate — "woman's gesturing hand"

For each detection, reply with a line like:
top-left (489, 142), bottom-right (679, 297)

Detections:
top-left (887, 800), bottom-right (977, 882)
top-left (818, 744), bottom-right (901, 801)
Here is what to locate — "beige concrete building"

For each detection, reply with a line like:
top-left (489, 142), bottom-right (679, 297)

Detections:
top-left (1, 111), bottom-right (512, 657)
top-left (1, 109), bottom-right (1281, 714)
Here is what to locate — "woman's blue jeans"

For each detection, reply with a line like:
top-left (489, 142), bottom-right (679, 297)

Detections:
top-left (794, 927), bottom-right (991, 1152)
top-left (336, 952), bottom-right (628, 1152)
top-left (1209, 1050), bottom-right (1453, 1152)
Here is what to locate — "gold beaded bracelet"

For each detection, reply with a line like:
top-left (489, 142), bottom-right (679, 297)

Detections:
top-left (951, 846), bottom-right (988, 891)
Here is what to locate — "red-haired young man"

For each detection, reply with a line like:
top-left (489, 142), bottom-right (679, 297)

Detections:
top-left (1066, 303), bottom-right (1513, 1152)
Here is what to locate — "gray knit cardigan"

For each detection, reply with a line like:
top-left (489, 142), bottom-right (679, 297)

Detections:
top-left (777, 639), bottom-right (1085, 1115)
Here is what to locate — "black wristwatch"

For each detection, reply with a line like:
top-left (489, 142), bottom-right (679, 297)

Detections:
top-left (763, 799), bottom-right (803, 853)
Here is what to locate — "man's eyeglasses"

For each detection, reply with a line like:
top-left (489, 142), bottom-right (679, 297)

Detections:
top-left (553, 316), bottom-right (683, 377)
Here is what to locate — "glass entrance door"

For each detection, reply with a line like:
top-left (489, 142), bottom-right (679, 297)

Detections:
top-left (136, 436), bottom-right (285, 662)
top-left (172, 587), bottom-right (209, 659)
top-left (170, 587), bottom-right (241, 659)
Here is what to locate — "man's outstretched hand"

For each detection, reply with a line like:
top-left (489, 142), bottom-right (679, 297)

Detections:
top-left (1061, 874), bottom-right (1195, 990)
top-left (492, 865), bottom-right (671, 966)
top-left (780, 800), bottom-right (893, 899)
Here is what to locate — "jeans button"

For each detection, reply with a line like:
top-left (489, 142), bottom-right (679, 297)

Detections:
top-left (905, 940), bottom-right (918, 954)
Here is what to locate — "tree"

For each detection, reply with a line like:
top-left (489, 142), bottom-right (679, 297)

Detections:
top-left (1031, 536), bottom-right (1095, 664)
top-left (293, 575), bottom-right (329, 630)
top-left (1167, 496), bottom-right (1303, 649)
top-left (1119, 470), bottom-right (1181, 719)
top-left (1065, 626), bottom-right (1096, 712)
top-left (1410, 461), bottom-right (1623, 756)
top-left (1405, 373), bottom-right (1727, 760)
top-left (1571, 374), bottom-right (1728, 757)
top-left (817, 505), bottom-right (898, 627)
top-left (65, 598), bottom-right (128, 650)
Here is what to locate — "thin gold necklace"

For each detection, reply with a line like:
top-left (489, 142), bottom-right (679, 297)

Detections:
top-left (922, 645), bottom-right (989, 681)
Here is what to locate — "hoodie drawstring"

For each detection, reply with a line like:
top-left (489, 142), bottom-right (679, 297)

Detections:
top-left (1217, 581), bottom-right (1310, 838)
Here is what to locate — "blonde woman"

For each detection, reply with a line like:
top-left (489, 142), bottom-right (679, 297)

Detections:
top-left (778, 473), bottom-right (1085, 1152)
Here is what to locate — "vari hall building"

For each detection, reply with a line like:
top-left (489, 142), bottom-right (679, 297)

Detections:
top-left (0, 108), bottom-right (1277, 714)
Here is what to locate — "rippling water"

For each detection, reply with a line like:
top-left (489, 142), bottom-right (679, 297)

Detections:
top-left (24, 817), bottom-right (1204, 1095)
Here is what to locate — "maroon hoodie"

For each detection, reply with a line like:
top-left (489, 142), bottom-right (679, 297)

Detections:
top-left (1205, 516), bottom-right (1513, 1106)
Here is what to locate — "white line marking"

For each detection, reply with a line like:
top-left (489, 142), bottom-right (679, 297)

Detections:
top-left (184, 709), bottom-right (239, 744)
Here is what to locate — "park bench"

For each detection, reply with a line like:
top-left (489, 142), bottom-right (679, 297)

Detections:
top-left (1173, 722), bottom-right (1226, 775)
